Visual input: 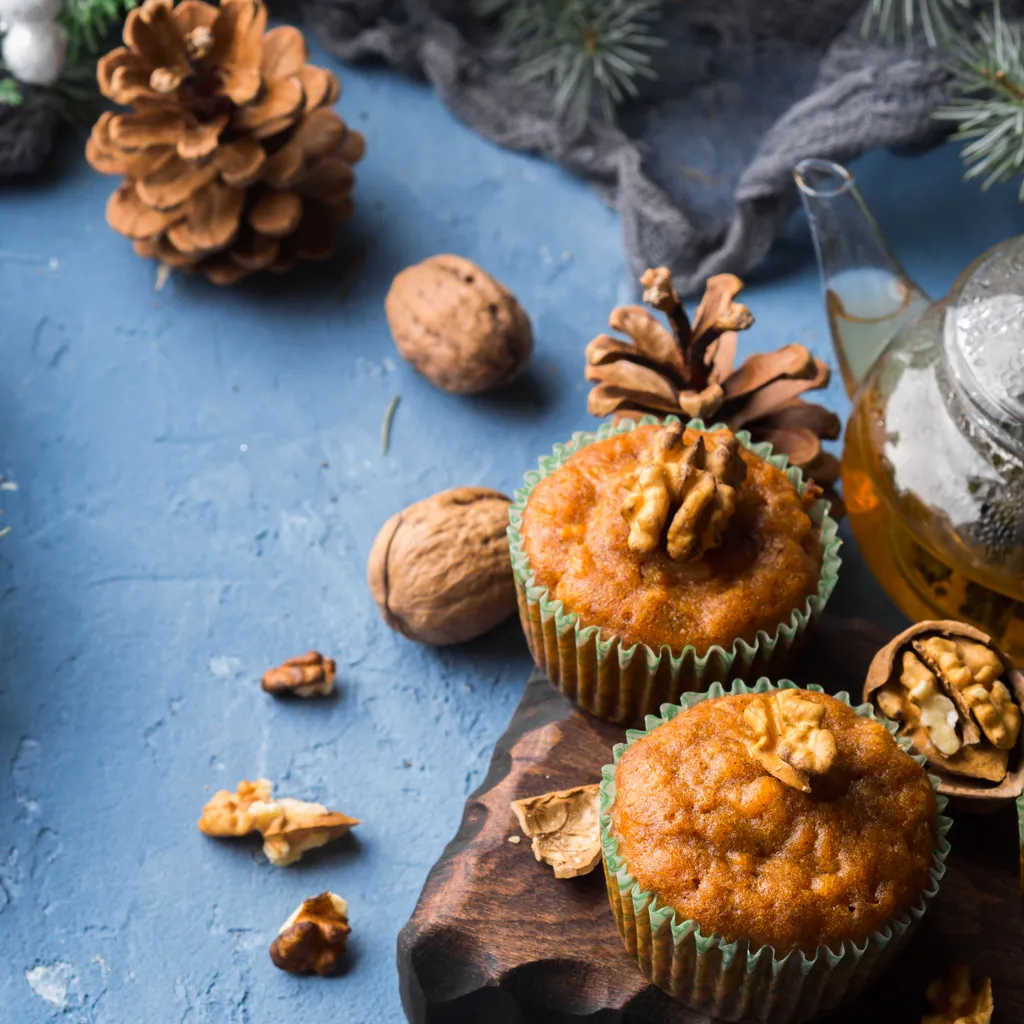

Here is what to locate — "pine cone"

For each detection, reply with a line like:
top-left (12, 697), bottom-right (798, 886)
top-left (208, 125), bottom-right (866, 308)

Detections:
top-left (85, 0), bottom-right (364, 284)
top-left (586, 268), bottom-right (845, 517)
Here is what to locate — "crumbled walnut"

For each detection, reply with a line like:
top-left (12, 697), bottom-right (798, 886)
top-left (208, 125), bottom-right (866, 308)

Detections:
top-left (877, 652), bottom-right (964, 757)
top-left (197, 778), bottom-right (273, 836)
top-left (743, 690), bottom-right (837, 793)
top-left (261, 651), bottom-right (336, 698)
top-left (922, 965), bottom-right (993, 1024)
top-left (622, 422), bottom-right (747, 562)
top-left (270, 892), bottom-right (351, 976)
top-left (198, 781), bottom-right (359, 867)
top-left (510, 784), bottom-right (601, 878)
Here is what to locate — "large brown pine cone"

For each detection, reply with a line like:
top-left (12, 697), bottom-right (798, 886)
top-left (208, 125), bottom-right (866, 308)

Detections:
top-left (86, 0), bottom-right (365, 284)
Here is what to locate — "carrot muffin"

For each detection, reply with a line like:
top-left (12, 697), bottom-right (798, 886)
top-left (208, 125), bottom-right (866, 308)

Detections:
top-left (601, 682), bottom-right (949, 1022)
top-left (508, 416), bottom-right (841, 722)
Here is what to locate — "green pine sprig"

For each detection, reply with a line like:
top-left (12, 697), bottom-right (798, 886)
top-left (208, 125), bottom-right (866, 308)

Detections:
top-left (475, 0), bottom-right (664, 124)
top-left (862, 0), bottom-right (972, 48)
top-left (61, 0), bottom-right (136, 60)
top-left (934, 4), bottom-right (1024, 198)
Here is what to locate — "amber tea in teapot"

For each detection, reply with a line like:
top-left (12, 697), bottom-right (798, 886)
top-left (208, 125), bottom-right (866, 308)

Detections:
top-left (796, 159), bottom-right (1024, 659)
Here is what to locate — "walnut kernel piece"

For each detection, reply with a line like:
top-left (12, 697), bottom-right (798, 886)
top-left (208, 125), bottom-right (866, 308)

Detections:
top-left (385, 254), bottom-right (533, 394)
top-left (916, 636), bottom-right (1021, 751)
top-left (621, 422), bottom-right (747, 562)
top-left (261, 651), bottom-right (336, 698)
top-left (270, 892), bottom-right (351, 976)
top-left (922, 965), bottom-right (993, 1024)
top-left (743, 689), bottom-right (837, 793)
top-left (510, 784), bottom-right (600, 879)
top-left (368, 487), bottom-right (517, 645)
top-left (198, 781), bottom-right (359, 867)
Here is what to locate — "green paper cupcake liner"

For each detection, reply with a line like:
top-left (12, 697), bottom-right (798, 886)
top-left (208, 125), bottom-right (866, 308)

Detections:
top-left (600, 679), bottom-right (953, 1024)
top-left (508, 416), bottom-right (842, 724)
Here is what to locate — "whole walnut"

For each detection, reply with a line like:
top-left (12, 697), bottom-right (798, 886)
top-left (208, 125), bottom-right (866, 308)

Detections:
top-left (384, 255), bottom-right (533, 394)
top-left (368, 487), bottom-right (517, 645)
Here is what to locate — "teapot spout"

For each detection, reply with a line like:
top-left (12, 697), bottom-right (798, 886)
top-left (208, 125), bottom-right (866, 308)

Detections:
top-left (794, 159), bottom-right (930, 397)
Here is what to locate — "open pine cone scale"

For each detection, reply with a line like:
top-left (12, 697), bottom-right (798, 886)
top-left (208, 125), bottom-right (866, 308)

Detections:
top-left (87, 0), bottom-right (363, 285)
top-left (586, 268), bottom-right (846, 517)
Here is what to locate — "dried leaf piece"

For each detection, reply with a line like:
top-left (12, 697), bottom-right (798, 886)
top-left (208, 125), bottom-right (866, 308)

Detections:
top-left (510, 784), bottom-right (600, 879)
top-left (197, 780), bottom-right (359, 867)
top-left (270, 893), bottom-right (351, 976)
top-left (261, 650), bottom-right (336, 698)
top-left (922, 965), bottom-right (993, 1024)
top-left (743, 689), bottom-right (837, 793)
top-left (621, 422), bottom-right (746, 562)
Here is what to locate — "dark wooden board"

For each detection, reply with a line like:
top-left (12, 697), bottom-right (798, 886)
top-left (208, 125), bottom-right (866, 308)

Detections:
top-left (397, 617), bottom-right (1023, 1023)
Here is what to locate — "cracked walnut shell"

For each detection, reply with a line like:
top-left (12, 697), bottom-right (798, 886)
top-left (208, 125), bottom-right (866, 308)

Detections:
top-left (270, 892), bottom-right (351, 975)
top-left (385, 255), bottom-right (533, 393)
top-left (922, 965), bottom-right (993, 1024)
top-left (262, 651), bottom-right (335, 697)
top-left (865, 620), bottom-right (1024, 807)
top-left (198, 779), bottom-right (359, 866)
top-left (510, 784), bottom-right (600, 878)
top-left (368, 487), bottom-right (517, 645)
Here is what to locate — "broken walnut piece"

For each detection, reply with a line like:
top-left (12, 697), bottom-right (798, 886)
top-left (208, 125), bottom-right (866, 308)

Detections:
top-left (198, 780), bottom-right (359, 867)
top-left (621, 422), bottom-right (747, 562)
top-left (510, 783), bottom-right (600, 879)
top-left (743, 689), bottom-right (837, 793)
top-left (270, 892), bottom-right (351, 976)
top-left (922, 964), bottom-right (993, 1024)
top-left (261, 651), bottom-right (336, 698)
top-left (916, 636), bottom-right (1021, 751)
top-left (876, 651), bottom-right (965, 757)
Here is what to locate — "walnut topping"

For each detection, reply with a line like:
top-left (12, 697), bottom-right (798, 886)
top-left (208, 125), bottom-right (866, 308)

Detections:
top-left (621, 422), bottom-right (747, 562)
top-left (510, 784), bottom-right (601, 878)
top-left (865, 622), bottom-right (1023, 786)
top-left (261, 651), bottom-right (336, 698)
top-left (270, 893), bottom-right (351, 976)
top-left (198, 780), bottom-right (359, 867)
top-left (743, 690), bottom-right (837, 793)
top-left (922, 965), bottom-right (993, 1024)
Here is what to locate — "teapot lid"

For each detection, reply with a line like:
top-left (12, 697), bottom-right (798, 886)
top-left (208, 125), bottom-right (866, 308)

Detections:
top-left (945, 236), bottom-right (1024, 440)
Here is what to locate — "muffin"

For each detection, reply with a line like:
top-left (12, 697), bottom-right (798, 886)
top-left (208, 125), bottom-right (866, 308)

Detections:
top-left (601, 680), bottom-right (951, 1024)
top-left (508, 416), bottom-right (841, 722)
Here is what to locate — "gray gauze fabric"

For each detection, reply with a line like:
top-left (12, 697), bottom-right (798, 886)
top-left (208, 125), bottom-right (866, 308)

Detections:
top-left (288, 0), bottom-right (955, 293)
top-left (0, 86), bottom-right (59, 178)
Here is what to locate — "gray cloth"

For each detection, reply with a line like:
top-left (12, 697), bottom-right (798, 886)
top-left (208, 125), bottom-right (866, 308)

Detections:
top-left (0, 86), bottom-right (59, 178)
top-left (295, 0), bottom-right (954, 293)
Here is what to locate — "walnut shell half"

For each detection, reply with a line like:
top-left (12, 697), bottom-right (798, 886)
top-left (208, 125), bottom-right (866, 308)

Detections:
top-left (864, 620), bottom-right (1024, 810)
top-left (367, 487), bottom-right (517, 645)
top-left (385, 255), bottom-right (533, 394)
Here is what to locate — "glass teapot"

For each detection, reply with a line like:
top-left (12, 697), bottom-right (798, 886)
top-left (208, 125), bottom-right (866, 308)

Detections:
top-left (795, 159), bottom-right (1024, 659)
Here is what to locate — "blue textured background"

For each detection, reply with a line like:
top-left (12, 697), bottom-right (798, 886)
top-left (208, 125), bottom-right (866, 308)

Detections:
top-left (3, 42), bottom-right (1024, 1023)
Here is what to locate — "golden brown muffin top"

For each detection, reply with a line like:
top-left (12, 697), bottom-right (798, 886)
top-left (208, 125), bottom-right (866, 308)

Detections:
top-left (520, 424), bottom-right (822, 653)
top-left (610, 691), bottom-right (938, 954)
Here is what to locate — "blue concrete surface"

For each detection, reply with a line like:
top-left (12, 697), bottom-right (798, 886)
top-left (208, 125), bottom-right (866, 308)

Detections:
top-left (2, 40), bottom-right (1024, 1023)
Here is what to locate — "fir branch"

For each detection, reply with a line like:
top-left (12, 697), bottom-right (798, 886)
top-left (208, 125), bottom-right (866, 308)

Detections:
top-left (0, 78), bottom-right (23, 108)
top-left (934, 3), bottom-right (1024, 198)
top-left (862, 0), bottom-right (972, 48)
top-left (477, 0), bottom-right (664, 123)
top-left (61, 0), bottom-right (136, 61)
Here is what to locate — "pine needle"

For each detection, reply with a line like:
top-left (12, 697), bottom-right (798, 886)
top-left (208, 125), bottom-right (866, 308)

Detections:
top-left (381, 395), bottom-right (400, 455)
top-left (861, 0), bottom-right (971, 48)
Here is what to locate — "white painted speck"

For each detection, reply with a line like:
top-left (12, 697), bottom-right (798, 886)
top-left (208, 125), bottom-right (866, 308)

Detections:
top-left (208, 655), bottom-right (242, 679)
top-left (25, 962), bottom-right (74, 1009)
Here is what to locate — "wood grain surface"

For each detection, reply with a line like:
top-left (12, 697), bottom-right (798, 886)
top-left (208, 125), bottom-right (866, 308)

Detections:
top-left (397, 616), bottom-right (1022, 1023)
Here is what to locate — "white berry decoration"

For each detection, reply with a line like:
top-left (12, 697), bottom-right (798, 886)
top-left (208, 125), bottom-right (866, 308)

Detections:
top-left (0, 0), bottom-right (61, 25)
top-left (2, 19), bottom-right (66, 85)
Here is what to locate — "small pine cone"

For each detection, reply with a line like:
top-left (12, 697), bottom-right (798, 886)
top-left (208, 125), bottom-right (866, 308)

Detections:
top-left (262, 651), bottom-right (336, 698)
top-left (86, 0), bottom-right (365, 285)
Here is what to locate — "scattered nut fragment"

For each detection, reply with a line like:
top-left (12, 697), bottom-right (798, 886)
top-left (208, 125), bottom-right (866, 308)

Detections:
top-left (270, 893), bottom-right (351, 976)
top-left (622, 422), bottom-right (747, 562)
top-left (385, 254), bottom-right (533, 394)
top-left (865, 621), bottom-right (1024, 793)
top-left (922, 965), bottom-right (993, 1024)
top-left (510, 784), bottom-right (600, 878)
top-left (743, 689), bottom-right (837, 793)
top-left (368, 487), bottom-right (517, 645)
top-left (198, 780), bottom-right (359, 867)
top-left (261, 651), bottom-right (336, 698)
